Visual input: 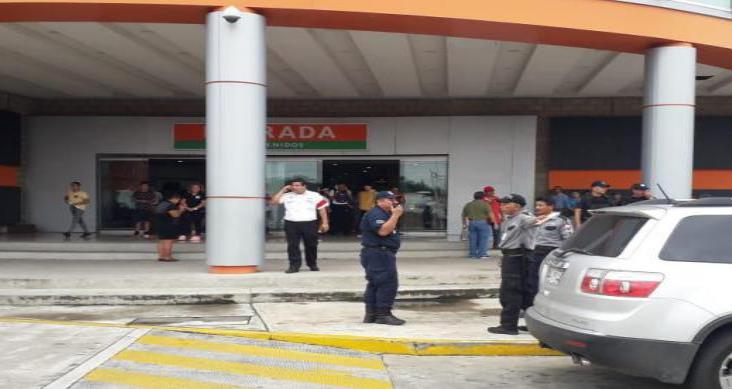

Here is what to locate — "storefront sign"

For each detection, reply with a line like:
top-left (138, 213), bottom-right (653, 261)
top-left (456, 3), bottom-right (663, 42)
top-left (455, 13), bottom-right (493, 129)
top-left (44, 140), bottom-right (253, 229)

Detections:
top-left (173, 123), bottom-right (368, 150)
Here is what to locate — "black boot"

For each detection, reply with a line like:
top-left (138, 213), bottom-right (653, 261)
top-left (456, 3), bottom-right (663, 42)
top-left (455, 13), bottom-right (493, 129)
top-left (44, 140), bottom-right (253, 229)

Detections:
top-left (374, 308), bottom-right (406, 326)
top-left (363, 306), bottom-right (376, 323)
top-left (487, 325), bottom-right (519, 335)
top-left (284, 267), bottom-right (299, 274)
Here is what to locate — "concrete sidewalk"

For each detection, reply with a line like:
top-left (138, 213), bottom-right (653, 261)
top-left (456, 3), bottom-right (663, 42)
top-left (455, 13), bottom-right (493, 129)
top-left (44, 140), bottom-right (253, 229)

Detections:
top-left (0, 233), bottom-right (470, 260)
top-left (0, 300), bottom-right (557, 355)
top-left (0, 257), bottom-right (500, 305)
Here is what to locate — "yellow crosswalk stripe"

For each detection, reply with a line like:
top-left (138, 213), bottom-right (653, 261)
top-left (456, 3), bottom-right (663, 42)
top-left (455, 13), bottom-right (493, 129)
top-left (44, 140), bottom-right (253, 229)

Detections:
top-left (114, 349), bottom-right (393, 389)
top-left (85, 367), bottom-right (245, 389)
top-left (138, 334), bottom-right (385, 370)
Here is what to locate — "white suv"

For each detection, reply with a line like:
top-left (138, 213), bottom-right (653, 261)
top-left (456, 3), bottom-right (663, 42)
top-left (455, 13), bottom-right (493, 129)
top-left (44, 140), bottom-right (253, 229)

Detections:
top-left (526, 198), bottom-right (732, 389)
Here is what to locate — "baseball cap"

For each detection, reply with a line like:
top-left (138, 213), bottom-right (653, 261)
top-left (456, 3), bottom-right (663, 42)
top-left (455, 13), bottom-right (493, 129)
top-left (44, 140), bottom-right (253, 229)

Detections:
top-left (483, 185), bottom-right (496, 192)
top-left (631, 183), bottom-right (650, 190)
top-left (376, 191), bottom-right (396, 200)
top-left (499, 193), bottom-right (527, 207)
top-left (591, 180), bottom-right (610, 188)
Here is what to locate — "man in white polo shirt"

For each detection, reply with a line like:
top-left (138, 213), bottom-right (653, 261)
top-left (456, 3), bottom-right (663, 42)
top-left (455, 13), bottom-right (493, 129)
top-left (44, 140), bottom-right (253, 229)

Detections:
top-left (271, 178), bottom-right (330, 273)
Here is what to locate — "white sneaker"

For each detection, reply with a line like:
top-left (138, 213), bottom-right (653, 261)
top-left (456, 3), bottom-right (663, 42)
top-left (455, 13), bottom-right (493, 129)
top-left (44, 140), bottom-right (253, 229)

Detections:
top-left (178, 235), bottom-right (187, 241)
top-left (190, 236), bottom-right (202, 243)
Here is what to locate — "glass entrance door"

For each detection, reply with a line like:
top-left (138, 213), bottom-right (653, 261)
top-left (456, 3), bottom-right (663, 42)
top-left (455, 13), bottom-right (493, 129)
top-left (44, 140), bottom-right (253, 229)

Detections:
top-left (98, 156), bottom-right (447, 232)
top-left (322, 160), bottom-right (399, 192)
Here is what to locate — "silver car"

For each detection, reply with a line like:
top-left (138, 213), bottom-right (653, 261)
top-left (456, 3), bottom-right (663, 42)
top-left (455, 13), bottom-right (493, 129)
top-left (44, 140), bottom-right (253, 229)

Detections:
top-left (526, 197), bottom-right (732, 389)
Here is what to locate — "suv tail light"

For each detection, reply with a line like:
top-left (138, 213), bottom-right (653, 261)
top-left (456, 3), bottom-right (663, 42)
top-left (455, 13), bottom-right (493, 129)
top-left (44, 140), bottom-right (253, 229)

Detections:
top-left (581, 269), bottom-right (664, 298)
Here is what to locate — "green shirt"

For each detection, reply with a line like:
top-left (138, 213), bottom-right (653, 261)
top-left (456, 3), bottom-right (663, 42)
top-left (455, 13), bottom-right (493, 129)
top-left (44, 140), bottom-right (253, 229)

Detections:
top-left (462, 200), bottom-right (491, 221)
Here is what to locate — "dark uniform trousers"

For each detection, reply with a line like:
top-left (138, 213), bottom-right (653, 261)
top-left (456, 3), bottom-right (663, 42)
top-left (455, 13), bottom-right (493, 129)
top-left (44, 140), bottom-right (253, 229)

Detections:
top-left (523, 245), bottom-right (555, 309)
top-left (284, 220), bottom-right (319, 269)
top-left (499, 248), bottom-right (533, 330)
top-left (360, 247), bottom-right (399, 309)
top-left (330, 204), bottom-right (352, 235)
top-left (183, 211), bottom-right (205, 235)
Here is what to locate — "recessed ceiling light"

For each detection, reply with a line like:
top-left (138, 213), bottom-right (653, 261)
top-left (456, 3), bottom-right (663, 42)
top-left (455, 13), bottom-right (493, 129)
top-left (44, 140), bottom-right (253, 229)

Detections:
top-left (177, 160), bottom-right (184, 163)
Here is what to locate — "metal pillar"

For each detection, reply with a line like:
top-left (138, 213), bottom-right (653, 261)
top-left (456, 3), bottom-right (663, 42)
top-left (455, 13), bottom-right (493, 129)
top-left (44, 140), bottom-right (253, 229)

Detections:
top-left (642, 44), bottom-right (696, 199)
top-left (205, 7), bottom-right (266, 273)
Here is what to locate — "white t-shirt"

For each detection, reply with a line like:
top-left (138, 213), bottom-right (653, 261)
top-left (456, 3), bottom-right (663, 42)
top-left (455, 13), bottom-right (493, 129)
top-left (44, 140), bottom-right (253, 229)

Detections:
top-left (279, 190), bottom-right (328, 222)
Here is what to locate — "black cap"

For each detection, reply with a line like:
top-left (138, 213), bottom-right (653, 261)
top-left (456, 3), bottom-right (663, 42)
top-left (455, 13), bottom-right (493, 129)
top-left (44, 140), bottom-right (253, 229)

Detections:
top-left (499, 194), bottom-right (527, 207)
top-left (376, 191), bottom-right (396, 200)
top-left (591, 180), bottom-right (610, 188)
top-left (631, 183), bottom-right (650, 191)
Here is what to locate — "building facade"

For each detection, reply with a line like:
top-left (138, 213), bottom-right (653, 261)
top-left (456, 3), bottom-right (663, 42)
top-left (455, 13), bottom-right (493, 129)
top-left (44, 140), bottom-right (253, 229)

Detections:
top-left (2, 0), bottom-right (732, 271)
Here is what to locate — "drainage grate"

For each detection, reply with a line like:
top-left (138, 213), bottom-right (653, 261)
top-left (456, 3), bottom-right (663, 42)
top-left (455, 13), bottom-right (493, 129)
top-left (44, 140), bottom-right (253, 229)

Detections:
top-left (130, 315), bottom-right (252, 328)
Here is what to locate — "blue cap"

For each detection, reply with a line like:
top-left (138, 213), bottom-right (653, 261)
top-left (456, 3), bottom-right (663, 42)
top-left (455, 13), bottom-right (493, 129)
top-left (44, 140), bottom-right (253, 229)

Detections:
top-left (376, 191), bottom-right (396, 200)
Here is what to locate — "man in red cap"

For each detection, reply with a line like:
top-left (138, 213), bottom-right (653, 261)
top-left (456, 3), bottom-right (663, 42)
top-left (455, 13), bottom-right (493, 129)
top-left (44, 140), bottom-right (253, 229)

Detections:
top-left (483, 186), bottom-right (502, 249)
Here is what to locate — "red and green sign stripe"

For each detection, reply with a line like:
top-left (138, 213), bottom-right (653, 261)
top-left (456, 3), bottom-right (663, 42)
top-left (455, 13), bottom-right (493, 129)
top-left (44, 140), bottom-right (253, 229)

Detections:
top-left (175, 140), bottom-right (367, 150)
top-left (174, 123), bottom-right (368, 150)
top-left (174, 140), bottom-right (206, 149)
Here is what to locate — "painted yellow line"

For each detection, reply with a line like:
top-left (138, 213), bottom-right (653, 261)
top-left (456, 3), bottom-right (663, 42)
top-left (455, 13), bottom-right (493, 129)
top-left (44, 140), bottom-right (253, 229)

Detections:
top-left (0, 317), bottom-right (563, 356)
top-left (416, 343), bottom-right (564, 356)
top-left (0, 317), bottom-right (125, 329)
top-left (269, 332), bottom-right (418, 355)
top-left (114, 349), bottom-right (392, 389)
top-left (138, 334), bottom-right (385, 370)
top-left (86, 367), bottom-right (245, 389)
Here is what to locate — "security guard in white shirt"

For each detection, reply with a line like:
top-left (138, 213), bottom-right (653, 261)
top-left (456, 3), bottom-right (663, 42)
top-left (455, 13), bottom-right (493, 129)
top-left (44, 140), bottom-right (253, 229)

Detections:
top-left (488, 194), bottom-right (538, 336)
top-left (271, 178), bottom-right (330, 273)
top-left (525, 197), bottom-right (573, 309)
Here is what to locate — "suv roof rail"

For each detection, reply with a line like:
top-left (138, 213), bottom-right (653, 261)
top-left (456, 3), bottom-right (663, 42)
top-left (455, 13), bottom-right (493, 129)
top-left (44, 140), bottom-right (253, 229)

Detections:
top-left (675, 197), bottom-right (732, 207)
top-left (630, 199), bottom-right (679, 206)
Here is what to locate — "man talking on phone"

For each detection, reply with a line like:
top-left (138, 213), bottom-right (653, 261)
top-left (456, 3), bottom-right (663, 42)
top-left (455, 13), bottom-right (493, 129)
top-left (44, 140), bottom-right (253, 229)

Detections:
top-left (359, 191), bottom-right (406, 325)
top-left (271, 178), bottom-right (330, 274)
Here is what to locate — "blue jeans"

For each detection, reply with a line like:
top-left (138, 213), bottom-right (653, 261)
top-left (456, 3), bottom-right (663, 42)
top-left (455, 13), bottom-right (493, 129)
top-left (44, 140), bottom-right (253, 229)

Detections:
top-left (468, 220), bottom-right (492, 258)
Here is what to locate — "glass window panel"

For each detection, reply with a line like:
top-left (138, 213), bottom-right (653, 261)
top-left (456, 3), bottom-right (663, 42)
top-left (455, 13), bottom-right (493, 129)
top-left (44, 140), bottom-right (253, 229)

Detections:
top-left (660, 215), bottom-right (732, 263)
top-left (98, 160), bottom-right (149, 229)
top-left (561, 214), bottom-right (648, 257)
top-left (265, 160), bottom-right (320, 230)
top-left (399, 160), bottom-right (448, 231)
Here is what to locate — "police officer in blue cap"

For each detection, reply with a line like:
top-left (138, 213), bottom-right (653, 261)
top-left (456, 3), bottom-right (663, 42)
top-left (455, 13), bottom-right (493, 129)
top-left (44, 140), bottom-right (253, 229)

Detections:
top-left (360, 191), bottom-right (405, 325)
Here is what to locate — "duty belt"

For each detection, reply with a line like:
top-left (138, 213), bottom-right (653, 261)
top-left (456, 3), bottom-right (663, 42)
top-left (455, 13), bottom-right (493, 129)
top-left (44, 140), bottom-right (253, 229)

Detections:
top-left (534, 245), bottom-right (558, 254)
top-left (501, 247), bottom-right (532, 256)
top-left (363, 245), bottom-right (398, 253)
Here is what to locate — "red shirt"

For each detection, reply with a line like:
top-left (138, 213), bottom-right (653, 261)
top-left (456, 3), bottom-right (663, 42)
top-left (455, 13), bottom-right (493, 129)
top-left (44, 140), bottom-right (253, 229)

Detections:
top-left (484, 196), bottom-right (501, 225)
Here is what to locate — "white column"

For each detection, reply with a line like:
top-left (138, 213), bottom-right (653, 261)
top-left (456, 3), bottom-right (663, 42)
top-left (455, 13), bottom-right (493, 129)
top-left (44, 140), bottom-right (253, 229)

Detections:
top-left (642, 44), bottom-right (696, 199)
top-left (205, 8), bottom-right (266, 273)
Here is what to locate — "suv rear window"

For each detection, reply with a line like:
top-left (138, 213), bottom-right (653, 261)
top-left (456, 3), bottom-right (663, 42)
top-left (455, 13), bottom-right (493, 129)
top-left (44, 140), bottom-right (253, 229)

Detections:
top-left (660, 215), bottom-right (732, 263)
top-left (561, 214), bottom-right (648, 257)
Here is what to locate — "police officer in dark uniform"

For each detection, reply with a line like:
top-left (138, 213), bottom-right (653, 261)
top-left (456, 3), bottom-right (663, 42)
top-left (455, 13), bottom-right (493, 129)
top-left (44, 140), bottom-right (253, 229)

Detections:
top-left (360, 191), bottom-right (405, 326)
top-left (488, 194), bottom-right (537, 336)
top-left (574, 180), bottom-right (614, 227)
top-left (622, 183), bottom-right (653, 205)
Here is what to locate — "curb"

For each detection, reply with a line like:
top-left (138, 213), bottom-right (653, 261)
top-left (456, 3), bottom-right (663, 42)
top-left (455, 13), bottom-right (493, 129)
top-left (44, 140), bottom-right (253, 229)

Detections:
top-left (0, 287), bottom-right (499, 306)
top-left (0, 317), bottom-right (562, 357)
